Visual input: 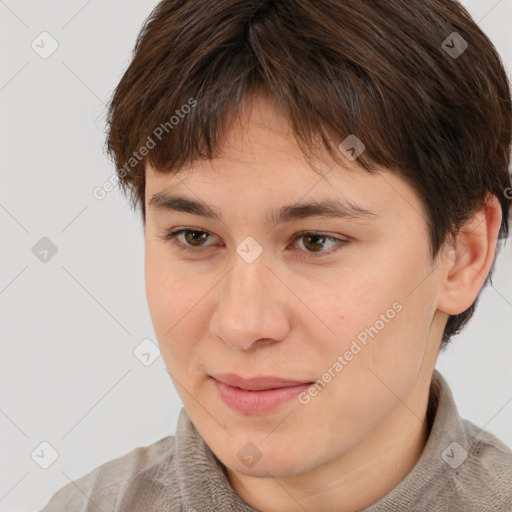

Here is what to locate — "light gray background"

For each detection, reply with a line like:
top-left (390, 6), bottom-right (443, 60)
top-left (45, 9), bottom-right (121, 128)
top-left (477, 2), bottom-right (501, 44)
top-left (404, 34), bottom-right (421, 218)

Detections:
top-left (0, 1), bottom-right (511, 511)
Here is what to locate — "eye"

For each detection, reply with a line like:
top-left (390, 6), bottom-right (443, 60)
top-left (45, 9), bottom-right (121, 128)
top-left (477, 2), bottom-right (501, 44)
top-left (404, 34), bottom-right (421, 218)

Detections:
top-left (293, 231), bottom-right (347, 257)
top-left (158, 229), bottom-right (348, 258)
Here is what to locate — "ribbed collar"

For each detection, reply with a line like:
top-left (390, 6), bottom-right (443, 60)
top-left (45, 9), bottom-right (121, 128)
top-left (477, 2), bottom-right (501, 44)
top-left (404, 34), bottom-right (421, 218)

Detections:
top-left (174, 369), bottom-right (466, 511)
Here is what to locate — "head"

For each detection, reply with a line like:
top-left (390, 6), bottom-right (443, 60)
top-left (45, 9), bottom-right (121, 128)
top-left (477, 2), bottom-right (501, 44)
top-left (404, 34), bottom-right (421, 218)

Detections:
top-left (104, 0), bottom-right (511, 479)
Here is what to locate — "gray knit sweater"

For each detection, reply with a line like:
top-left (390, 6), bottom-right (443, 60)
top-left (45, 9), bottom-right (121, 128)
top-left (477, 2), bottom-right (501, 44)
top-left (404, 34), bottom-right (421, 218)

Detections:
top-left (38, 370), bottom-right (512, 511)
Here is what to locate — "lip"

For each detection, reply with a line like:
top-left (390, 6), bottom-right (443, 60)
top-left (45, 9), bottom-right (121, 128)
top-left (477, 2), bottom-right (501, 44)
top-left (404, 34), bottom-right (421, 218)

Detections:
top-left (212, 373), bottom-right (313, 390)
top-left (211, 373), bottom-right (314, 415)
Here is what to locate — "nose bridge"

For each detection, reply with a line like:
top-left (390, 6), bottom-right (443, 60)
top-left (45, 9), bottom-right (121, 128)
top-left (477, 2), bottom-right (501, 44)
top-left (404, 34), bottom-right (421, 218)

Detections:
top-left (234, 247), bottom-right (272, 303)
top-left (226, 234), bottom-right (272, 311)
top-left (210, 249), bottom-right (290, 351)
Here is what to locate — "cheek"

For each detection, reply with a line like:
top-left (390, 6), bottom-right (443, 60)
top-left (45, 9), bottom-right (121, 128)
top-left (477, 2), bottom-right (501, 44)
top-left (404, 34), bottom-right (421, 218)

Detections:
top-left (344, 257), bottom-right (435, 390)
top-left (313, 251), bottom-right (430, 375)
top-left (316, 264), bottom-right (402, 339)
top-left (144, 246), bottom-right (221, 372)
top-left (145, 242), bottom-right (195, 323)
top-left (145, 247), bottom-right (194, 352)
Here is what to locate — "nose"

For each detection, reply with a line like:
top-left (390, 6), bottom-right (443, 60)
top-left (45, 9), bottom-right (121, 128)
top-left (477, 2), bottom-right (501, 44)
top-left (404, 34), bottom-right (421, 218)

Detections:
top-left (209, 254), bottom-right (292, 352)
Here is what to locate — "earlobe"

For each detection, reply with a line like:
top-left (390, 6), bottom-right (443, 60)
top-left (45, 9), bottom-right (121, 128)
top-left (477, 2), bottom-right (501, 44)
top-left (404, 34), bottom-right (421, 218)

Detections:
top-left (437, 195), bottom-right (503, 316)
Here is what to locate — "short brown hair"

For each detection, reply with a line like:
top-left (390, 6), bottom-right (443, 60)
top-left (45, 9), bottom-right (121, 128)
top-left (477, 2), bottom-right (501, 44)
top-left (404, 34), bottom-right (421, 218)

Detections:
top-left (104, 0), bottom-right (512, 348)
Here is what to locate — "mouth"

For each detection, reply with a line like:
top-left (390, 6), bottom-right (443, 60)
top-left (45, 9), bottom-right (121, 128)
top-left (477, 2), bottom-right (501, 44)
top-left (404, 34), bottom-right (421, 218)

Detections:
top-left (210, 373), bottom-right (315, 414)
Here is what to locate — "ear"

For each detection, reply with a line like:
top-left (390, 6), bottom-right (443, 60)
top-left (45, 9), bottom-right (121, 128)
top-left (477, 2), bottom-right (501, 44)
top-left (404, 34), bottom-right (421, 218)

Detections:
top-left (437, 194), bottom-right (503, 316)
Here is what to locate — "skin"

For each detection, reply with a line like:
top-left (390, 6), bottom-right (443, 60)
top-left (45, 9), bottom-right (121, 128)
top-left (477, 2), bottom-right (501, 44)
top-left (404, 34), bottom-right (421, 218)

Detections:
top-left (143, 92), bottom-right (502, 512)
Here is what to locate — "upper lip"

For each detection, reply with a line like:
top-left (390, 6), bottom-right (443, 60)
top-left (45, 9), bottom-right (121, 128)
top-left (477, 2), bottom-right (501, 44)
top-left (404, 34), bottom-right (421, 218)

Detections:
top-left (211, 373), bottom-right (313, 391)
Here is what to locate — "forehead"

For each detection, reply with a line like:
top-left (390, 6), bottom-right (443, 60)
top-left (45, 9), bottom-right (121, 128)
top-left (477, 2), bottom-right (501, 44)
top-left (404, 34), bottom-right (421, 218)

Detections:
top-left (144, 94), bottom-right (425, 225)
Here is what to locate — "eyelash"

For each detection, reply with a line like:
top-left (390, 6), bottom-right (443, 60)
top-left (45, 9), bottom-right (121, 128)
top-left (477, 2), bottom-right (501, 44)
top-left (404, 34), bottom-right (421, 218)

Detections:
top-left (158, 229), bottom-right (348, 259)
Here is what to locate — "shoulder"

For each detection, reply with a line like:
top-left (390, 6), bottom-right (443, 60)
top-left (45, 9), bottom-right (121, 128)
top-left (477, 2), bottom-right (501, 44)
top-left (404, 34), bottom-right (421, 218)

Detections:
top-left (443, 419), bottom-right (512, 511)
top-left (38, 435), bottom-right (176, 512)
top-left (463, 418), bottom-right (512, 477)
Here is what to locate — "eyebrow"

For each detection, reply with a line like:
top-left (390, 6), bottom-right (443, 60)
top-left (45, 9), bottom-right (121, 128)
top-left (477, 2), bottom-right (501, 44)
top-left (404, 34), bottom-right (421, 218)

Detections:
top-left (148, 192), bottom-right (378, 226)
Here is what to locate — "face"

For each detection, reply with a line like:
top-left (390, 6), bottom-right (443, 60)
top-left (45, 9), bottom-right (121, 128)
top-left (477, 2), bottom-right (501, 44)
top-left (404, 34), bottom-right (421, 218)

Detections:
top-left (144, 93), bottom-right (448, 479)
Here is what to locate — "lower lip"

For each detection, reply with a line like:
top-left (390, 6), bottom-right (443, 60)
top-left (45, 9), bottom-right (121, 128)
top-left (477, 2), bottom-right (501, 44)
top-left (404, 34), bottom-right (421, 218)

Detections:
top-left (212, 378), bottom-right (312, 415)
